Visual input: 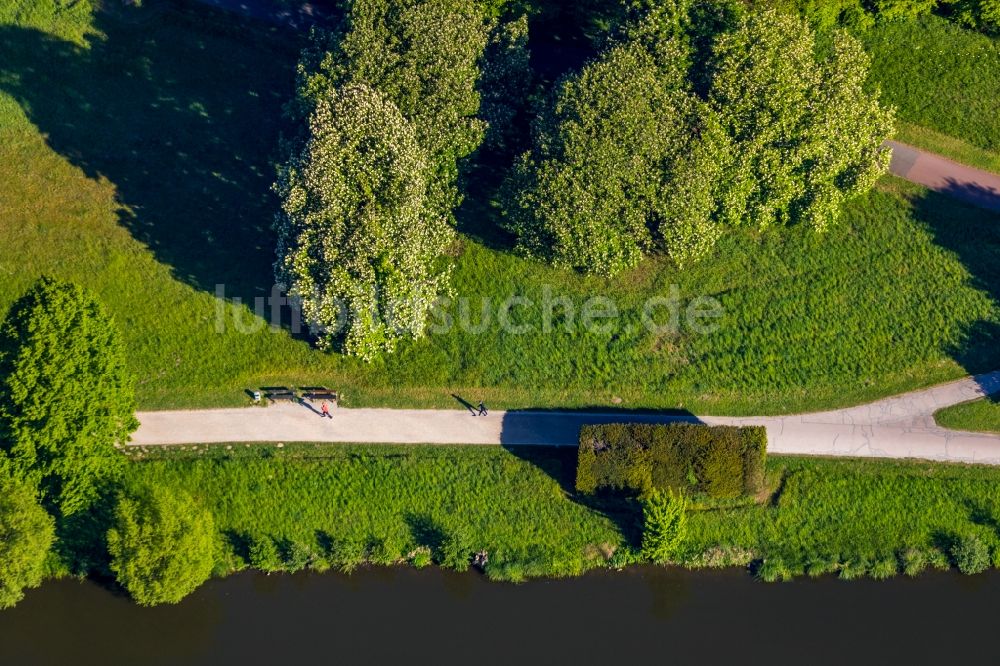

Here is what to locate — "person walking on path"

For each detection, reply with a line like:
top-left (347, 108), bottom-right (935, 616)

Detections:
top-left (321, 402), bottom-right (332, 419)
top-left (477, 401), bottom-right (488, 417)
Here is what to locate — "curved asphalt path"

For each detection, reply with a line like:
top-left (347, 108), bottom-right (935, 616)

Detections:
top-left (887, 140), bottom-right (1000, 211)
top-left (133, 371), bottom-right (1000, 464)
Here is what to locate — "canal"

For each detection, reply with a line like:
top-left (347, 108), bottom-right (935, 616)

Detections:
top-left (2, 566), bottom-right (998, 664)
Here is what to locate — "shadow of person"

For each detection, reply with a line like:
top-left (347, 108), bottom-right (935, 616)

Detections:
top-left (450, 394), bottom-right (477, 415)
top-left (0, 6), bottom-right (299, 303)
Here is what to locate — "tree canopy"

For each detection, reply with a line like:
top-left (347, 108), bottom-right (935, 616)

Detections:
top-left (708, 10), bottom-right (895, 232)
top-left (505, 4), bottom-right (893, 276)
top-left (0, 277), bottom-right (137, 515)
top-left (107, 485), bottom-right (216, 606)
top-left (504, 39), bottom-right (730, 275)
top-left (275, 85), bottom-right (454, 359)
top-left (0, 465), bottom-right (55, 610)
top-left (297, 0), bottom-right (491, 218)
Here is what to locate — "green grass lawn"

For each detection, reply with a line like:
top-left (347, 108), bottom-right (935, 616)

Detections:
top-left (935, 398), bottom-right (1000, 433)
top-left (860, 15), bottom-right (1000, 171)
top-left (1, 3), bottom-right (998, 415)
top-left (125, 444), bottom-right (626, 581)
top-left (686, 456), bottom-right (1000, 577)
top-left (112, 444), bottom-right (1000, 581)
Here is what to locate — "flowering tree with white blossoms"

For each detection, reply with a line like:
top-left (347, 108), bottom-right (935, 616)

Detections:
top-left (504, 39), bottom-right (730, 276)
top-left (708, 10), bottom-right (895, 231)
top-left (505, 4), bottom-right (893, 277)
top-left (274, 85), bottom-right (453, 360)
top-left (297, 0), bottom-right (490, 220)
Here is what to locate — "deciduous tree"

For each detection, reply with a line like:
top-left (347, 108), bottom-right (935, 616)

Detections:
top-left (0, 465), bottom-right (55, 609)
top-left (708, 10), bottom-right (894, 232)
top-left (504, 39), bottom-right (729, 275)
top-left (274, 85), bottom-right (453, 359)
top-left (107, 485), bottom-right (216, 606)
top-left (0, 277), bottom-right (136, 515)
top-left (297, 0), bottom-right (490, 218)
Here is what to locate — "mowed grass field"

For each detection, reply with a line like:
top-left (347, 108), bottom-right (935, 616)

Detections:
top-left (121, 444), bottom-right (1000, 581)
top-left (0, 3), bottom-right (998, 414)
top-left (935, 398), bottom-right (1000, 433)
top-left (860, 15), bottom-right (1000, 171)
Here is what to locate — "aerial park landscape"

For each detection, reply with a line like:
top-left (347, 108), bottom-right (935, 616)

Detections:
top-left (1, 0), bottom-right (1000, 661)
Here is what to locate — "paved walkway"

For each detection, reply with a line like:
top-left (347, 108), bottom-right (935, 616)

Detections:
top-left (887, 140), bottom-right (1000, 212)
top-left (133, 371), bottom-right (1000, 464)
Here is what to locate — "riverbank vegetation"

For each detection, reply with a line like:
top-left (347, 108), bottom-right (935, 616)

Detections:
top-left (935, 398), bottom-right (1000, 433)
top-left (10, 438), bottom-right (1000, 606)
top-left (66, 444), bottom-right (1000, 592)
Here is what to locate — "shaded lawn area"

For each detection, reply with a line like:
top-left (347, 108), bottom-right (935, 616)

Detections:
top-left (99, 444), bottom-right (1000, 582)
top-left (0, 3), bottom-right (998, 414)
top-left (860, 15), bottom-right (1000, 171)
top-left (935, 398), bottom-right (1000, 433)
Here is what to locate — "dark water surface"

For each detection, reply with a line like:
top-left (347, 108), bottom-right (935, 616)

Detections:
top-left (2, 566), bottom-right (1000, 665)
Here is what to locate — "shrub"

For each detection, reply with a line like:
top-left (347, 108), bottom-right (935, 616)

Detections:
top-left (805, 555), bottom-right (838, 577)
top-left (756, 556), bottom-right (792, 582)
top-left (366, 536), bottom-right (403, 565)
top-left (328, 536), bottom-right (367, 573)
top-left (869, 555), bottom-right (898, 580)
top-left (0, 277), bottom-right (137, 515)
top-left (248, 535), bottom-right (283, 573)
top-left (927, 547), bottom-right (952, 571)
top-left (107, 485), bottom-right (216, 606)
top-left (899, 547), bottom-right (927, 577)
top-left (576, 423), bottom-right (767, 498)
top-left (0, 466), bottom-right (55, 610)
top-left (951, 534), bottom-right (990, 575)
top-left (838, 557), bottom-right (870, 580)
top-left (640, 489), bottom-right (688, 563)
top-left (410, 546), bottom-right (433, 568)
top-left (438, 528), bottom-right (472, 571)
top-left (280, 539), bottom-right (313, 572)
top-left (608, 546), bottom-right (642, 569)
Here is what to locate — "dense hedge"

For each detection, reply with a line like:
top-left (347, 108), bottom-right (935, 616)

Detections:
top-left (576, 423), bottom-right (767, 498)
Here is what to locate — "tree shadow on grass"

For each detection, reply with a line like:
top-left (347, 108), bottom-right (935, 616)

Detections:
top-left (500, 408), bottom-right (702, 548)
top-left (502, 444), bottom-right (644, 547)
top-left (404, 513), bottom-right (447, 553)
top-left (54, 486), bottom-right (118, 578)
top-left (0, 4), bottom-right (301, 303)
top-left (910, 188), bottom-right (1000, 382)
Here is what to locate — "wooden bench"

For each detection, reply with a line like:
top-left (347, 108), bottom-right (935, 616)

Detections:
top-left (261, 386), bottom-right (298, 404)
top-left (299, 386), bottom-right (338, 403)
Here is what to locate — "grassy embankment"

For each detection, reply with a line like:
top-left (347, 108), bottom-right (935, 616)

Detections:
top-left (103, 444), bottom-right (1000, 582)
top-left (2, 3), bottom-right (998, 414)
top-left (935, 398), bottom-right (1000, 433)
top-left (861, 14), bottom-right (1000, 172)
